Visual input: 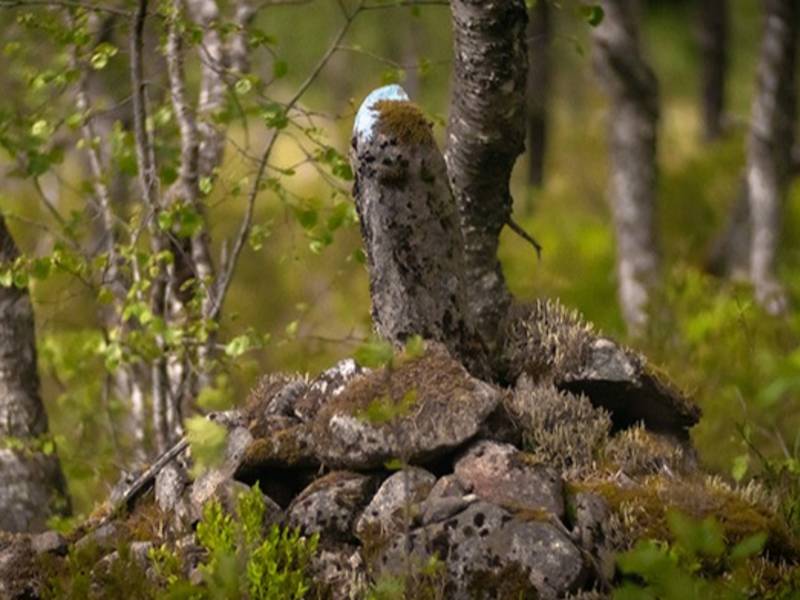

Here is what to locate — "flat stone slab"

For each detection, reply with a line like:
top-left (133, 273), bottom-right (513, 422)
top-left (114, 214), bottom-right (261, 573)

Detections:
top-left (311, 344), bottom-right (502, 469)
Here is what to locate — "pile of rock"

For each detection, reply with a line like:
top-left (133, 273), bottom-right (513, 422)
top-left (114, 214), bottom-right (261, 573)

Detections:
top-left (3, 305), bottom-right (795, 599)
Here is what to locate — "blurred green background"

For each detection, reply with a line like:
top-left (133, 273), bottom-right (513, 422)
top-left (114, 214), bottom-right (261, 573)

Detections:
top-left (2, 0), bottom-right (800, 518)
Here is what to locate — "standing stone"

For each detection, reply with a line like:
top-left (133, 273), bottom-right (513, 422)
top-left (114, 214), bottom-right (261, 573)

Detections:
top-left (349, 85), bottom-right (484, 376)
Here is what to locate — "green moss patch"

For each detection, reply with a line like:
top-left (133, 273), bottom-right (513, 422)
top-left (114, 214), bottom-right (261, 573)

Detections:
top-left (373, 100), bottom-right (435, 146)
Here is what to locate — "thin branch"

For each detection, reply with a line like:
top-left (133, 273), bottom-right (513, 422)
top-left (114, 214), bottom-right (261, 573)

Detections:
top-left (360, 0), bottom-right (447, 10)
top-left (130, 0), bottom-right (159, 211)
top-left (0, 0), bottom-right (130, 16)
top-left (507, 217), bottom-right (542, 259)
top-left (93, 437), bottom-right (189, 530)
top-left (209, 2), bottom-right (360, 321)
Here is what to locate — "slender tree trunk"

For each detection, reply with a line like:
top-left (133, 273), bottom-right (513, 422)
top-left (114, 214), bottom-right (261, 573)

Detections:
top-left (445, 0), bottom-right (528, 350)
top-left (527, 0), bottom-right (551, 188)
top-left (592, 0), bottom-right (660, 335)
top-left (746, 0), bottom-right (798, 315)
top-left (706, 179), bottom-right (751, 279)
top-left (698, 0), bottom-right (728, 141)
top-left (0, 215), bottom-right (70, 532)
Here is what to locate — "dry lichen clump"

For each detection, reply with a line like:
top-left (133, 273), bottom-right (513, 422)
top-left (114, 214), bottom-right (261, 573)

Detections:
top-left (373, 100), bottom-right (435, 146)
top-left (508, 377), bottom-right (611, 477)
top-left (502, 299), bottom-right (594, 384)
top-left (602, 425), bottom-right (692, 477)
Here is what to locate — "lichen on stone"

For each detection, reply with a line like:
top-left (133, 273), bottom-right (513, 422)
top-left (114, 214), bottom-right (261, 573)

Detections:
top-left (602, 425), bottom-right (691, 477)
top-left (509, 377), bottom-right (612, 478)
top-left (501, 299), bottom-right (594, 384)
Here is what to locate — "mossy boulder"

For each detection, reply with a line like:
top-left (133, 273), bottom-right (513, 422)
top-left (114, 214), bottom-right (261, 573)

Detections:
top-left (310, 343), bottom-right (502, 469)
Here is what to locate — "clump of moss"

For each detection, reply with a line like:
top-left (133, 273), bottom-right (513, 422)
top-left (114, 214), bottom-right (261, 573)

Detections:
top-left (238, 425), bottom-right (316, 473)
top-left (501, 299), bottom-right (594, 385)
top-left (509, 377), bottom-right (611, 478)
top-left (245, 373), bottom-right (308, 420)
top-left (576, 472), bottom-right (799, 561)
top-left (316, 343), bottom-right (477, 426)
top-left (373, 100), bottom-right (435, 146)
top-left (467, 563), bottom-right (536, 600)
top-left (603, 425), bottom-right (690, 477)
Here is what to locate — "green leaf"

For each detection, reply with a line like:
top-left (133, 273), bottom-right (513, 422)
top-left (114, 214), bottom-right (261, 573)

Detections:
top-left (729, 532), bottom-right (767, 562)
top-left (185, 416), bottom-right (228, 475)
top-left (272, 59), bottom-right (288, 79)
top-left (580, 4), bottom-right (605, 27)
top-left (354, 338), bottom-right (394, 368)
top-left (403, 335), bottom-right (425, 359)
top-left (262, 103), bottom-right (289, 130)
top-left (731, 453), bottom-right (749, 482)
top-left (199, 176), bottom-right (213, 195)
top-left (235, 77), bottom-right (253, 95)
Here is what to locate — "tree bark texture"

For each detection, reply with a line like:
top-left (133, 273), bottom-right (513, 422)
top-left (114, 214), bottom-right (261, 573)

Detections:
top-left (527, 0), bottom-right (551, 187)
top-left (746, 0), bottom-right (799, 315)
top-left (445, 0), bottom-right (528, 350)
top-left (705, 178), bottom-right (751, 279)
top-left (0, 215), bottom-right (69, 532)
top-left (592, 0), bottom-right (660, 334)
top-left (698, 0), bottom-right (729, 141)
top-left (350, 86), bottom-right (486, 377)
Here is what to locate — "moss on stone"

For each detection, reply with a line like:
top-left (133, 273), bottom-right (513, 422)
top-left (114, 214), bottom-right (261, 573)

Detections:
top-left (318, 344), bottom-right (476, 427)
top-left (574, 473), bottom-right (800, 561)
top-left (373, 100), bottom-right (435, 146)
top-left (467, 563), bottom-right (538, 599)
top-left (240, 426), bottom-right (315, 472)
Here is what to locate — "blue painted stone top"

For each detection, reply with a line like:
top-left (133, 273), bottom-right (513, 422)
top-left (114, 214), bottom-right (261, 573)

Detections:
top-left (353, 84), bottom-right (409, 144)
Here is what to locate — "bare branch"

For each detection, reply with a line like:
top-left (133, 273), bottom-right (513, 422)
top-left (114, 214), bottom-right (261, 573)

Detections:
top-left (130, 0), bottom-right (159, 211)
top-left (0, 0), bottom-right (130, 16)
top-left (209, 3), bottom-right (360, 321)
top-left (360, 0), bottom-right (447, 10)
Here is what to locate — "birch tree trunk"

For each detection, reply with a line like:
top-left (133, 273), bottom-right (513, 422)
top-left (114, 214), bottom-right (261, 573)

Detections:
top-left (445, 0), bottom-right (528, 350)
top-left (0, 215), bottom-right (70, 532)
top-left (746, 0), bottom-right (798, 315)
top-left (592, 0), bottom-right (660, 334)
top-left (527, 0), bottom-right (551, 188)
top-left (698, 0), bottom-right (729, 141)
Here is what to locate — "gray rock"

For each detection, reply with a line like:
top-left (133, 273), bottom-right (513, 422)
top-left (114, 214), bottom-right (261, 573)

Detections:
top-left (419, 493), bottom-right (477, 526)
top-left (155, 461), bottom-right (188, 513)
top-left (190, 426), bottom-right (253, 512)
top-left (502, 300), bottom-right (700, 439)
top-left (294, 359), bottom-right (367, 422)
top-left (426, 474), bottom-right (466, 501)
top-left (129, 541), bottom-right (154, 568)
top-left (355, 467), bottom-right (435, 542)
top-left (30, 530), bottom-right (66, 555)
top-left (288, 472), bottom-right (376, 541)
top-left (309, 545), bottom-right (367, 600)
top-left (236, 422), bottom-right (318, 476)
top-left (570, 492), bottom-right (615, 585)
top-left (76, 522), bottom-right (118, 552)
top-left (454, 440), bottom-right (565, 518)
top-left (312, 345), bottom-right (502, 469)
top-left (375, 501), bottom-right (585, 599)
top-left (0, 536), bottom-right (38, 598)
top-left (560, 337), bottom-right (700, 438)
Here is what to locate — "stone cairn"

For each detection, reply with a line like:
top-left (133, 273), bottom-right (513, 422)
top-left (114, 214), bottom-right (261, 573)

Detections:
top-left (3, 88), bottom-right (796, 600)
